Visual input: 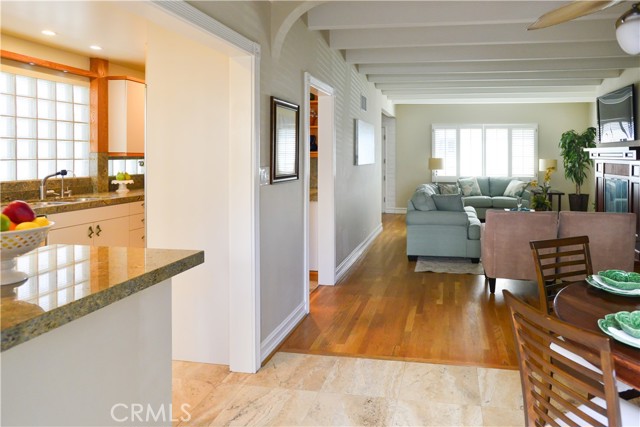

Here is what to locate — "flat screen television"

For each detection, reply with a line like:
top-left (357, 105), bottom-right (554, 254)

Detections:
top-left (597, 84), bottom-right (636, 143)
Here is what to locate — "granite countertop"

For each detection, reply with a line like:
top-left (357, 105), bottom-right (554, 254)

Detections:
top-left (1, 244), bottom-right (204, 352)
top-left (28, 189), bottom-right (145, 215)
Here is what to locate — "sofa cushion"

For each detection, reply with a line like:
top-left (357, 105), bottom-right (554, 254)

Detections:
top-left (438, 183), bottom-right (460, 195)
top-left (406, 210), bottom-right (469, 226)
top-left (492, 196), bottom-right (522, 208)
top-left (503, 179), bottom-right (528, 197)
top-left (416, 183), bottom-right (439, 196)
top-left (432, 194), bottom-right (465, 211)
top-left (458, 177), bottom-right (482, 196)
top-left (411, 190), bottom-right (437, 211)
top-left (462, 195), bottom-right (493, 208)
top-left (468, 216), bottom-right (482, 240)
top-left (489, 177), bottom-right (513, 197)
top-left (475, 177), bottom-right (490, 196)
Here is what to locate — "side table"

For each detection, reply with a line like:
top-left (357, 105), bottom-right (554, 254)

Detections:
top-left (531, 189), bottom-right (565, 212)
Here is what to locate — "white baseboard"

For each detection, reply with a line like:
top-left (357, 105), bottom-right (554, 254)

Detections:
top-left (260, 301), bottom-right (306, 362)
top-left (335, 223), bottom-right (383, 282)
top-left (385, 207), bottom-right (407, 214)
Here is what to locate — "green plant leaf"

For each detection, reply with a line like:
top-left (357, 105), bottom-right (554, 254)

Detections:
top-left (558, 127), bottom-right (596, 194)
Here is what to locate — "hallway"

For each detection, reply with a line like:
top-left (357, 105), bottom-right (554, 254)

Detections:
top-left (281, 214), bottom-right (538, 369)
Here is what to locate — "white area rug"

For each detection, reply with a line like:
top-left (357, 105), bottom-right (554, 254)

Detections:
top-left (415, 256), bottom-right (484, 275)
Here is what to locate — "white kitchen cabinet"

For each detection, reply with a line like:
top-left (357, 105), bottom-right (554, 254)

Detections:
top-left (128, 201), bottom-right (145, 248)
top-left (108, 79), bottom-right (145, 155)
top-left (47, 202), bottom-right (143, 247)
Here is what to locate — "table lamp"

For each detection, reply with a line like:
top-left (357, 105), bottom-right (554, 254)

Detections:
top-left (539, 158), bottom-right (557, 188)
top-left (429, 157), bottom-right (444, 184)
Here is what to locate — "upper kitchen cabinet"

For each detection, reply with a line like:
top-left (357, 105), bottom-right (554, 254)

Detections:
top-left (108, 78), bottom-right (146, 156)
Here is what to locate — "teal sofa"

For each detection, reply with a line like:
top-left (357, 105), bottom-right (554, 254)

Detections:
top-left (406, 184), bottom-right (481, 262)
top-left (458, 176), bottom-right (531, 220)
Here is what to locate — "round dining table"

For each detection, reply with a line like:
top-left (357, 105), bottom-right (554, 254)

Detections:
top-left (554, 281), bottom-right (640, 390)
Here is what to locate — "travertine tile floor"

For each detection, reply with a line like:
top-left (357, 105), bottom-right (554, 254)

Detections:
top-left (172, 352), bottom-right (525, 426)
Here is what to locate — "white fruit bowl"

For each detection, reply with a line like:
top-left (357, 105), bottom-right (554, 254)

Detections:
top-left (1, 222), bottom-right (54, 286)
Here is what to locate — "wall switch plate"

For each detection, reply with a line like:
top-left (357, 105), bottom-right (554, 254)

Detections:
top-left (259, 167), bottom-right (270, 185)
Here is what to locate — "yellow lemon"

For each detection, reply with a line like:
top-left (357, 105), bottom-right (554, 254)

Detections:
top-left (15, 222), bottom-right (39, 230)
top-left (32, 217), bottom-right (50, 227)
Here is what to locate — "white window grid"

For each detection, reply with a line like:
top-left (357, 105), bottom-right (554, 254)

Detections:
top-left (0, 72), bottom-right (91, 182)
top-left (432, 124), bottom-right (538, 181)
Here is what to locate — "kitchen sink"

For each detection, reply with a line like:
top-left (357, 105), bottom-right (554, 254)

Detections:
top-left (61, 197), bottom-right (102, 203)
top-left (29, 201), bottom-right (70, 208)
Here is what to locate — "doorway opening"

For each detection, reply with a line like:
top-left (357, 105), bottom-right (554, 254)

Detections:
top-left (304, 73), bottom-right (336, 312)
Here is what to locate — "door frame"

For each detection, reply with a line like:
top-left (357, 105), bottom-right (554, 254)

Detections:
top-left (303, 73), bottom-right (336, 311)
top-left (145, 1), bottom-right (262, 373)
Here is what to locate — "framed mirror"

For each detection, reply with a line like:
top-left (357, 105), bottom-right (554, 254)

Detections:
top-left (270, 97), bottom-right (300, 183)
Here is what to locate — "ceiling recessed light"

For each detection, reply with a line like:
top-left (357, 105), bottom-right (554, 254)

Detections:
top-left (89, 45), bottom-right (102, 51)
top-left (41, 30), bottom-right (56, 36)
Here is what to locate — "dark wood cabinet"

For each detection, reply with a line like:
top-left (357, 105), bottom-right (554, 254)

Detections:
top-left (589, 143), bottom-right (640, 260)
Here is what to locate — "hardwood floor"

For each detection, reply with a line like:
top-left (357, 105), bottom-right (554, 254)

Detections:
top-left (281, 213), bottom-right (539, 369)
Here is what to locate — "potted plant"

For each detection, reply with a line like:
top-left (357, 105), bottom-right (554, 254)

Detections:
top-left (558, 127), bottom-right (597, 211)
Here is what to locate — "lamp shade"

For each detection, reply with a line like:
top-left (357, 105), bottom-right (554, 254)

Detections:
top-left (616, 4), bottom-right (640, 55)
top-left (429, 157), bottom-right (444, 170)
top-left (539, 158), bottom-right (557, 171)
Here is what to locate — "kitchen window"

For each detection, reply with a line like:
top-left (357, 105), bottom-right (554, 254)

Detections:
top-left (432, 124), bottom-right (537, 180)
top-left (0, 71), bottom-right (90, 181)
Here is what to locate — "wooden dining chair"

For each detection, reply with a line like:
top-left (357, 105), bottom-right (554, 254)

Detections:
top-left (503, 290), bottom-right (639, 426)
top-left (530, 235), bottom-right (593, 315)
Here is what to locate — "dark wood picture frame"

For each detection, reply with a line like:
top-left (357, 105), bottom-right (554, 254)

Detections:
top-left (270, 96), bottom-right (300, 183)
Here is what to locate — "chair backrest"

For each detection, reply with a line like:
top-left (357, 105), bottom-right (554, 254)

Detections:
top-left (530, 236), bottom-right (593, 314)
top-left (503, 290), bottom-right (621, 427)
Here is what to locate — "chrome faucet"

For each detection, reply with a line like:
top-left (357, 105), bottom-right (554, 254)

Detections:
top-left (40, 170), bottom-right (68, 200)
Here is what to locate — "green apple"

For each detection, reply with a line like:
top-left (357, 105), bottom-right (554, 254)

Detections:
top-left (116, 172), bottom-right (125, 180)
top-left (1, 213), bottom-right (11, 231)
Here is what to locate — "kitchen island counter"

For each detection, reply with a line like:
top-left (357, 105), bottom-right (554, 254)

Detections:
top-left (1, 244), bottom-right (204, 426)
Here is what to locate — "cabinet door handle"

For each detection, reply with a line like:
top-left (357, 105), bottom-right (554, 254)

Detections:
top-left (88, 226), bottom-right (94, 238)
top-left (96, 224), bottom-right (102, 236)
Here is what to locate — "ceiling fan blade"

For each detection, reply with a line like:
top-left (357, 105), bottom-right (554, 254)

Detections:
top-left (528, 0), bottom-right (622, 30)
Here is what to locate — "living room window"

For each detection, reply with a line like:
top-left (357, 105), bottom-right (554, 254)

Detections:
top-left (432, 124), bottom-right (537, 180)
top-left (0, 71), bottom-right (91, 182)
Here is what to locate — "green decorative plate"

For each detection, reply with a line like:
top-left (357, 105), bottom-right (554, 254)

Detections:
top-left (597, 313), bottom-right (640, 349)
top-left (597, 270), bottom-right (640, 290)
top-left (614, 311), bottom-right (640, 338)
top-left (586, 275), bottom-right (640, 297)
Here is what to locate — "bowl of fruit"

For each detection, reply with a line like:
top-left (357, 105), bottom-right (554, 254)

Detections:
top-left (112, 172), bottom-right (133, 195)
top-left (1, 200), bottom-right (54, 286)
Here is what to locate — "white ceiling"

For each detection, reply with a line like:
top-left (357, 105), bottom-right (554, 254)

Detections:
top-left (1, 1), bottom-right (638, 104)
top-left (0, 1), bottom-right (147, 71)
top-left (306, 1), bottom-right (640, 104)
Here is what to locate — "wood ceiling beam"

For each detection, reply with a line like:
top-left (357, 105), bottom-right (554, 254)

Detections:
top-left (382, 86), bottom-right (597, 95)
top-left (330, 20), bottom-right (616, 49)
top-left (389, 93), bottom-right (597, 103)
top-left (358, 57), bottom-right (639, 74)
top-left (307, 1), bottom-right (624, 30)
top-left (366, 70), bottom-right (622, 82)
top-left (374, 79), bottom-right (604, 90)
top-left (346, 41), bottom-right (625, 64)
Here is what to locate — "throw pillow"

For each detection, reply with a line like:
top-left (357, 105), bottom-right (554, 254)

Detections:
top-left (431, 194), bottom-right (465, 212)
top-left (411, 190), bottom-right (437, 211)
top-left (503, 179), bottom-right (528, 197)
top-left (438, 183), bottom-right (460, 195)
top-left (457, 177), bottom-right (482, 196)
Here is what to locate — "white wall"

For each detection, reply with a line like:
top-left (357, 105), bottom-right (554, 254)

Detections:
top-left (145, 23), bottom-right (231, 363)
top-left (189, 3), bottom-right (384, 342)
top-left (395, 103), bottom-right (593, 210)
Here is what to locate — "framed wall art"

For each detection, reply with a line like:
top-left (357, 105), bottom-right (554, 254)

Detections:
top-left (270, 96), bottom-right (300, 183)
top-left (354, 119), bottom-right (375, 165)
